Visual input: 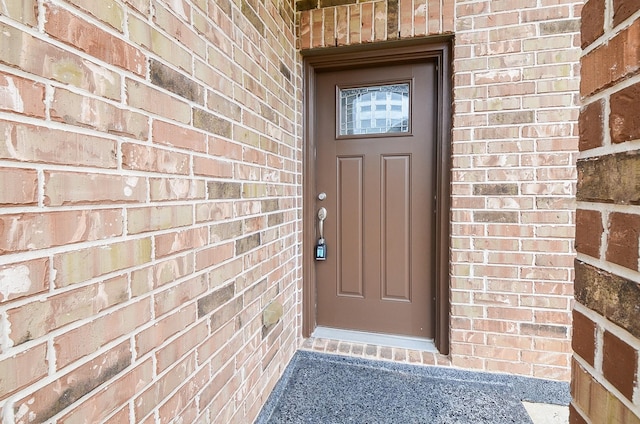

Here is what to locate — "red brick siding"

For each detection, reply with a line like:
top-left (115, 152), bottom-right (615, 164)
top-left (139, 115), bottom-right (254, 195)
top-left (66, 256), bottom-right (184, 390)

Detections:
top-left (0, 0), bottom-right (300, 423)
top-left (573, 0), bottom-right (640, 421)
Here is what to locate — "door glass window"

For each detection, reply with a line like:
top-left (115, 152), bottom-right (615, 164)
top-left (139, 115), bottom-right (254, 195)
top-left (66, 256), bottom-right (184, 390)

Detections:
top-left (339, 83), bottom-right (410, 136)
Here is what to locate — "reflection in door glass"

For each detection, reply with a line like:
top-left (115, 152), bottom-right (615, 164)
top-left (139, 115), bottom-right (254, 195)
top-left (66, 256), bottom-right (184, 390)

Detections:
top-left (339, 83), bottom-right (410, 136)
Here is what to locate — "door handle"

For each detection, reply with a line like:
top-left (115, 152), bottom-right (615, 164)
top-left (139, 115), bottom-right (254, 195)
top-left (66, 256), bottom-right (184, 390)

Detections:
top-left (317, 207), bottom-right (327, 241)
top-left (315, 207), bottom-right (327, 261)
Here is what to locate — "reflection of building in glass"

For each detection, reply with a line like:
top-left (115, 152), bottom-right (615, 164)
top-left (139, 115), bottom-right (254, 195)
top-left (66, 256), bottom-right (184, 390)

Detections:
top-left (340, 84), bottom-right (410, 135)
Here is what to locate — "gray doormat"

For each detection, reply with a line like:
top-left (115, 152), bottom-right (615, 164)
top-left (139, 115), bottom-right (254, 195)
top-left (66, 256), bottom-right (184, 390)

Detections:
top-left (255, 351), bottom-right (570, 424)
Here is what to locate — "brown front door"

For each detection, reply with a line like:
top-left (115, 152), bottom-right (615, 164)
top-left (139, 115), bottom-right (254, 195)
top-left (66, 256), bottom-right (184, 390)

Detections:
top-left (315, 61), bottom-right (436, 339)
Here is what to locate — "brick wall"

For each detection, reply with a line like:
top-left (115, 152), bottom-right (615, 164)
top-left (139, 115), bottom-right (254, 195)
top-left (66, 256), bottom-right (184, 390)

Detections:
top-left (572, 1), bottom-right (640, 422)
top-left (298, 0), bottom-right (581, 380)
top-left (0, 0), bottom-right (301, 422)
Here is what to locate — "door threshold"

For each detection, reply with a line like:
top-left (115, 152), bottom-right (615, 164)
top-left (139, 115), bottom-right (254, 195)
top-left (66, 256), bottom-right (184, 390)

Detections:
top-left (312, 326), bottom-right (437, 352)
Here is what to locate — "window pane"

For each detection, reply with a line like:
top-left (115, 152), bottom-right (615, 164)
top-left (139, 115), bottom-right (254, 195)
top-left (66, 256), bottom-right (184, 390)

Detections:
top-left (339, 83), bottom-right (410, 136)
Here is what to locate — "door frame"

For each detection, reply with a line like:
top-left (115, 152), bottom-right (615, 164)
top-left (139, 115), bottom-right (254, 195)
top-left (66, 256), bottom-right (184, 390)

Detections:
top-left (301, 37), bottom-right (452, 355)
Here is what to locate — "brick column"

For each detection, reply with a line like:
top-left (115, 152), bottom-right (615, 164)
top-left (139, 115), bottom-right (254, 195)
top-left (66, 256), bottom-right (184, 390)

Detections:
top-left (572, 1), bottom-right (640, 422)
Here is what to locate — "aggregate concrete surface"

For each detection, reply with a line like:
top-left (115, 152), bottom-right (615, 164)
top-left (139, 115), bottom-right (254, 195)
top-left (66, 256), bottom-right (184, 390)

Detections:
top-left (255, 351), bottom-right (570, 424)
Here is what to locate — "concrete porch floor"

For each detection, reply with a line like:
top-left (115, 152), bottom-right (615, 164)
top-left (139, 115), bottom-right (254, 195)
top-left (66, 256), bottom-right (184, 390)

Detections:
top-left (255, 341), bottom-right (570, 423)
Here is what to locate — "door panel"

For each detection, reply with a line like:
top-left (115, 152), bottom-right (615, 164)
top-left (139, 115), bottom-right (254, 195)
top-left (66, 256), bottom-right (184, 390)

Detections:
top-left (315, 61), bottom-right (436, 338)
top-left (337, 156), bottom-right (364, 297)
top-left (381, 155), bottom-right (411, 301)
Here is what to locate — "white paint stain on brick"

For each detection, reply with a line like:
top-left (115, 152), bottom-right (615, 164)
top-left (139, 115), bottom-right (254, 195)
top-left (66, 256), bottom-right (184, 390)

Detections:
top-left (0, 264), bottom-right (31, 301)
top-left (169, 178), bottom-right (190, 197)
top-left (3, 398), bottom-right (17, 424)
top-left (0, 76), bottom-right (24, 112)
top-left (2, 122), bottom-right (20, 160)
top-left (0, 311), bottom-right (14, 353)
top-left (124, 176), bottom-right (139, 197)
top-left (95, 283), bottom-right (109, 311)
top-left (84, 60), bottom-right (117, 92)
top-left (168, 0), bottom-right (188, 20)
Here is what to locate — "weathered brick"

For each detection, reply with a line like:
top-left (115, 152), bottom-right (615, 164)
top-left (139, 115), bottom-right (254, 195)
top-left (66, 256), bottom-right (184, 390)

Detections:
top-left (51, 88), bottom-right (149, 139)
top-left (242, 183), bottom-right (267, 198)
top-left (580, 19), bottom-right (640, 96)
top-left (127, 205), bottom-right (193, 235)
top-left (613, 0), bottom-right (640, 26)
top-left (0, 23), bottom-right (121, 100)
top-left (0, 209), bottom-right (123, 254)
top-left (0, 122), bottom-right (117, 169)
top-left (610, 81), bottom-right (640, 144)
top-left (210, 297), bottom-right (243, 332)
top-left (211, 221), bottom-right (243, 243)
top-left (571, 309), bottom-right (596, 366)
top-left (126, 79), bottom-right (191, 123)
top-left (473, 211), bottom-right (519, 223)
top-left (570, 359), bottom-right (640, 424)
top-left (194, 156), bottom-right (234, 178)
top-left (208, 181), bottom-right (241, 199)
top-left (155, 227), bottom-right (208, 258)
top-left (0, 72), bottom-right (45, 117)
top-left (577, 151), bottom-right (640, 205)
top-left (193, 108), bottom-right (233, 138)
top-left (150, 178), bottom-right (206, 202)
top-left (12, 341), bottom-right (131, 423)
top-left (131, 255), bottom-right (194, 296)
top-left (150, 59), bottom-right (204, 104)
top-left (154, 275), bottom-right (208, 317)
top-left (57, 359), bottom-right (153, 424)
top-left (153, 3), bottom-right (207, 59)
top-left (135, 305), bottom-right (196, 356)
top-left (472, 183), bottom-right (518, 196)
top-left (236, 234), bottom-right (261, 254)
top-left (606, 212), bottom-right (640, 271)
top-left (53, 238), bottom-right (152, 287)
top-left (134, 353), bottom-right (197, 420)
top-left (44, 172), bottom-right (146, 206)
top-left (54, 300), bottom-right (151, 368)
top-left (128, 14), bottom-right (191, 70)
top-left (122, 143), bottom-right (190, 174)
top-left (603, 331), bottom-right (637, 401)
top-left (0, 343), bottom-right (47, 399)
top-left (581, 0), bottom-right (605, 48)
top-left (152, 120), bottom-right (207, 153)
top-left (575, 260), bottom-right (640, 338)
top-left (520, 323), bottom-right (569, 338)
top-left (196, 201), bottom-right (234, 223)
top-left (125, 0), bottom-right (150, 14)
top-left (65, 0), bottom-right (125, 31)
top-left (208, 91), bottom-right (242, 122)
top-left (0, 167), bottom-right (38, 206)
top-left (578, 99), bottom-right (604, 151)
top-left (574, 209), bottom-right (602, 258)
top-left (155, 321), bottom-right (208, 373)
top-left (0, 259), bottom-right (49, 303)
top-left (241, 0), bottom-right (265, 36)
top-left (45, 3), bottom-right (145, 75)
top-left (195, 242), bottom-right (234, 272)
top-left (1, 0), bottom-right (37, 26)
top-left (197, 283), bottom-right (235, 318)
top-left (208, 258), bottom-right (243, 288)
